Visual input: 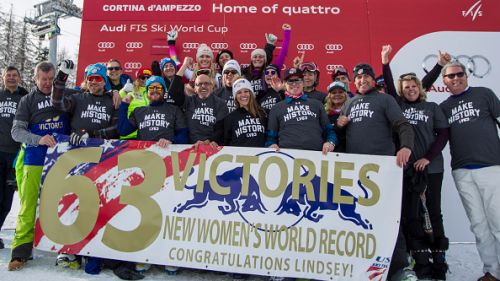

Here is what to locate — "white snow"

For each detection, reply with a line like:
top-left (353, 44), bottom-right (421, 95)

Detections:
top-left (0, 193), bottom-right (484, 281)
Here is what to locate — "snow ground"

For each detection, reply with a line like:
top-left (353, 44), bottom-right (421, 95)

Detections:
top-left (0, 194), bottom-right (483, 281)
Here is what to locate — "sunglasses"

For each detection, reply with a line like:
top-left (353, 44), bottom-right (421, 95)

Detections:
top-left (195, 82), bottom-right (212, 87)
top-left (107, 66), bottom-right (121, 71)
top-left (223, 70), bottom-right (238, 75)
top-left (265, 70), bottom-right (277, 76)
top-left (87, 75), bottom-right (104, 83)
top-left (139, 75), bottom-right (150, 81)
top-left (300, 63), bottom-right (317, 72)
top-left (147, 85), bottom-right (163, 92)
top-left (196, 68), bottom-right (211, 76)
top-left (443, 72), bottom-right (466, 79)
top-left (286, 79), bottom-right (303, 85)
top-left (399, 72), bottom-right (416, 79)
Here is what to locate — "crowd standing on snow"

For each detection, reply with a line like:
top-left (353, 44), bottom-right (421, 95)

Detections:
top-left (0, 25), bottom-right (499, 281)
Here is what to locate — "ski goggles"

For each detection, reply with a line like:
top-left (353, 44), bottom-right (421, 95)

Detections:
top-left (300, 62), bottom-right (317, 72)
top-left (87, 75), bottom-right (104, 83)
top-left (196, 68), bottom-right (212, 76)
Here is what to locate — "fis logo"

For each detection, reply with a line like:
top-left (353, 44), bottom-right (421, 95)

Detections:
top-left (462, 0), bottom-right (483, 21)
top-left (174, 151), bottom-right (372, 230)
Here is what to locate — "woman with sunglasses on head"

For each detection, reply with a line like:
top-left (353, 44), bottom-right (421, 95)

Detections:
top-left (324, 81), bottom-right (350, 152)
top-left (118, 67), bottom-right (152, 139)
top-left (381, 45), bottom-right (452, 281)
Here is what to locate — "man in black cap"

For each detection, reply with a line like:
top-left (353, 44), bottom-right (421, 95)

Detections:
top-left (266, 68), bottom-right (337, 154)
top-left (332, 66), bottom-right (354, 97)
top-left (336, 63), bottom-right (416, 281)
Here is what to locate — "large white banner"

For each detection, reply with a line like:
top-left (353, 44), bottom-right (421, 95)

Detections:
top-left (35, 136), bottom-right (402, 280)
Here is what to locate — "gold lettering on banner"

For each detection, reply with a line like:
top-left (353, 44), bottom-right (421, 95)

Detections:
top-left (333, 162), bottom-right (354, 204)
top-left (292, 158), bottom-right (316, 200)
top-left (258, 156), bottom-right (288, 197)
top-left (209, 154), bottom-right (233, 195)
top-left (171, 151), bottom-right (197, 191)
top-left (39, 147), bottom-right (102, 244)
top-left (102, 150), bottom-right (165, 252)
top-left (358, 163), bottom-right (380, 206)
top-left (235, 155), bottom-right (259, 196)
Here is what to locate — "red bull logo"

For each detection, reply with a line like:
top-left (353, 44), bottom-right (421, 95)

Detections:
top-left (173, 151), bottom-right (379, 230)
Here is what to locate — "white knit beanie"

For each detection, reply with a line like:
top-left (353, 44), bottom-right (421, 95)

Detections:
top-left (232, 78), bottom-right (255, 98)
top-left (250, 48), bottom-right (266, 62)
top-left (196, 44), bottom-right (214, 60)
top-left (222, 59), bottom-right (241, 75)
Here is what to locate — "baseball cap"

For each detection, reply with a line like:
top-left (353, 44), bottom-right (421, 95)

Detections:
top-left (284, 68), bottom-right (304, 81)
top-left (332, 67), bottom-right (350, 80)
top-left (327, 81), bottom-right (347, 93)
top-left (353, 63), bottom-right (375, 79)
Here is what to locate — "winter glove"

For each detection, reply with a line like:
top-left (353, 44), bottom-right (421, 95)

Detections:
top-left (55, 59), bottom-right (75, 83)
top-left (69, 129), bottom-right (89, 146)
top-left (121, 79), bottom-right (133, 93)
top-left (265, 33), bottom-right (277, 45)
top-left (93, 128), bottom-right (108, 139)
top-left (167, 30), bottom-right (178, 45)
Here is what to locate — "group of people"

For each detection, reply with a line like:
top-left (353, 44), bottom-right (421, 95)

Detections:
top-left (0, 25), bottom-right (499, 281)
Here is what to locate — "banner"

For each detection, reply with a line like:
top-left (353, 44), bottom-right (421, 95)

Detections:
top-left (34, 135), bottom-right (402, 280)
top-left (77, 0), bottom-right (500, 95)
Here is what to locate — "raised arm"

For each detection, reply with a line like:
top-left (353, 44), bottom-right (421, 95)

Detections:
top-left (381, 45), bottom-right (398, 100)
top-left (274, 24), bottom-right (292, 69)
top-left (51, 59), bottom-right (75, 112)
top-left (421, 50), bottom-right (451, 90)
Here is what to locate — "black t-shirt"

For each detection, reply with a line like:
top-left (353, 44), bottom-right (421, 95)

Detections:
top-left (129, 102), bottom-right (186, 141)
top-left (0, 88), bottom-right (25, 152)
top-left (224, 107), bottom-right (267, 147)
top-left (184, 94), bottom-right (228, 143)
top-left (268, 97), bottom-right (330, 151)
top-left (214, 86), bottom-right (236, 113)
top-left (67, 92), bottom-right (117, 134)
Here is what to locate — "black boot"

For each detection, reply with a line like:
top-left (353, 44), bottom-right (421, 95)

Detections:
top-left (432, 250), bottom-right (448, 280)
top-left (412, 250), bottom-right (433, 279)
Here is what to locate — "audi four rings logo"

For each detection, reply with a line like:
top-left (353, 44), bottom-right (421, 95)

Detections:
top-left (422, 54), bottom-right (491, 78)
top-left (296, 44), bottom-right (315, 51)
top-left (325, 44), bottom-right (343, 51)
top-left (124, 62), bottom-right (142, 69)
top-left (125, 42), bottom-right (143, 49)
top-left (326, 64), bottom-right (345, 71)
top-left (240, 43), bottom-right (258, 50)
top-left (182, 42), bottom-right (200, 49)
top-left (97, 42), bottom-right (115, 49)
top-left (211, 42), bottom-right (228, 49)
